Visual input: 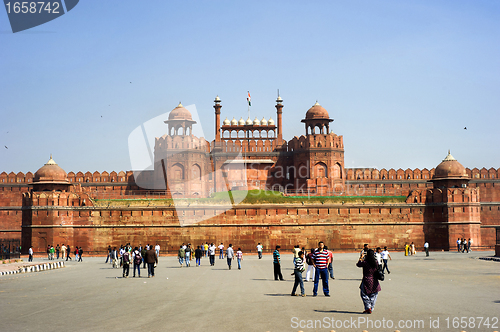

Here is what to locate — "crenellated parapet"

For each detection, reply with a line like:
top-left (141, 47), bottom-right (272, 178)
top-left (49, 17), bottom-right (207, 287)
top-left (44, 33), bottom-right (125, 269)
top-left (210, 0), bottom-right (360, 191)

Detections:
top-left (407, 187), bottom-right (480, 204)
top-left (346, 167), bottom-right (500, 181)
top-left (287, 133), bottom-right (343, 151)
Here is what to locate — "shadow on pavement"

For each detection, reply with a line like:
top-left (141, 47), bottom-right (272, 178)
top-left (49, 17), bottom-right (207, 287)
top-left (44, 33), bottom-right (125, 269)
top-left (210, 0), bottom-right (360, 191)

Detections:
top-left (314, 309), bottom-right (363, 315)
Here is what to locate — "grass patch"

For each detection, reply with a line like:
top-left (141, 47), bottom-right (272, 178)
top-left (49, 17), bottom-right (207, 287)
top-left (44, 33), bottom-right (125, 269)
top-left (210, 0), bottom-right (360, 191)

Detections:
top-left (92, 190), bottom-right (406, 206)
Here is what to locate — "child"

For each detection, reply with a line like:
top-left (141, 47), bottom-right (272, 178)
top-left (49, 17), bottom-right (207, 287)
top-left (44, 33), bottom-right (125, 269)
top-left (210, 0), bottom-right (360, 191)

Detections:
top-left (291, 251), bottom-right (306, 297)
top-left (236, 248), bottom-right (243, 269)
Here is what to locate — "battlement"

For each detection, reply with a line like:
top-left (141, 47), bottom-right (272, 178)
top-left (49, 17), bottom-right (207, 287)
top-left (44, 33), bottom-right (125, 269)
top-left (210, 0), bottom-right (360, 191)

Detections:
top-left (287, 133), bottom-right (344, 151)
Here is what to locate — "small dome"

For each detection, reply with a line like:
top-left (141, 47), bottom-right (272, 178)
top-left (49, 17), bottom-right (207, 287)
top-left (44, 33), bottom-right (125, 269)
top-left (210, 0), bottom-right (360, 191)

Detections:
top-left (253, 117), bottom-right (260, 125)
top-left (238, 117), bottom-right (245, 126)
top-left (245, 117), bottom-right (253, 125)
top-left (214, 95), bottom-right (221, 102)
top-left (223, 117), bottom-right (230, 126)
top-left (168, 103), bottom-right (192, 121)
top-left (305, 101), bottom-right (330, 120)
top-left (34, 156), bottom-right (69, 184)
top-left (276, 95), bottom-right (283, 102)
top-left (268, 117), bottom-right (275, 126)
top-left (434, 151), bottom-right (468, 180)
top-left (231, 117), bottom-right (238, 125)
top-left (260, 117), bottom-right (268, 126)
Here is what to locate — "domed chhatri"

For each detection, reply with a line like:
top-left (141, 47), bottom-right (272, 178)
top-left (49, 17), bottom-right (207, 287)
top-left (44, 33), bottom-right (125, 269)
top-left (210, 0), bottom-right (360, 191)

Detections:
top-left (305, 101), bottom-right (330, 120)
top-left (168, 102), bottom-right (193, 121)
top-left (33, 155), bottom-right (69, 184)
top-left (434, 151), bottom-right (468, 180)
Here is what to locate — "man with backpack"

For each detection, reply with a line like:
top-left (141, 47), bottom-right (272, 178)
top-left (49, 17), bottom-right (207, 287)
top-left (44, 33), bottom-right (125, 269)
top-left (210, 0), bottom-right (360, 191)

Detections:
top-left (132, 247), bottom-right (142, 277)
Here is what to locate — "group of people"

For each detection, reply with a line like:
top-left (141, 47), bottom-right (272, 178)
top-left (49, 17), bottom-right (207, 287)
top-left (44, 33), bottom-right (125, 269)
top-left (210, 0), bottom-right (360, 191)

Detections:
top-left (404, 242), bottom-right (417, 256)
top-left (43, 244), bottom-right (82, 262)
top-left (282, 242), bottom-right (387, 314)
top-left (177, 243), bottom-right (244, 270)
top-left (105, 243), bottom-right (158, 278)
top-left (457, 238), bottom-right (472, 253)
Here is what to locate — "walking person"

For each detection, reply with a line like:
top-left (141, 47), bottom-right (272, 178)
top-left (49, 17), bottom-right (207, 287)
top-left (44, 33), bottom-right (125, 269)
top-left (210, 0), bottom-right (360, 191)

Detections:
top-left (178, 245), bottom-right (185, 267)
top-left (74, 247), bottom-right (79, 261)
top-left (66, 245), bottom-right (72, 261)
top-left (468, 238), bottom-right (473, 252)
top-left (145, 245), bottom-right (158, 277)
top-left (78, 247), bottom-right (83, 262)
top-left (142, 246), bottom-right (147, 269)
top-left (457, 238), bottom-right (461, 252)
top-left (218, 243), bottom-right (224, 259)
top-left (195, 246), bottom-right (202, 267)
top-left (132, 247), bottom-right (141, 277)
top-left (236, 248), bottom-right (243, 269)
top-left (305, 249), bottom-right (316, 282)
top-left (55, 244), bottom-right (60, 259)
top-left (185, 245), bottom-right (191, 267)
top-left (357, 249), bottom-right (381, 314)
top-left (257, 243), bottom-right (263, 259)
top-left (291, 250), bottom-right (306, 297)
top-left (105, 245), bottom-right (112, 264)
top-left (28, 246), bottom-right (33, 262)
top-left (424, 242), bottom-right (429, 257)
top-left (209, 243), bottom-right (216, 266)
top-left (273, 246), bottom-right (284, 281)
top-left (410, 242), bottom-right (416, 255)
top-left (325, 246), bottom-right (335, 279)
top-left (313, 241), bottom-right (330, 297)
top-left (122, 249), bottom-right (130, 278)
top-left (155, 243), bottom-right (160, 257)
top-left (226, 244), bottom-right (234, 269)
top-left (61, 244), bottom-right (66, 260)
top-left (381, 246), bottom-right (392, 273)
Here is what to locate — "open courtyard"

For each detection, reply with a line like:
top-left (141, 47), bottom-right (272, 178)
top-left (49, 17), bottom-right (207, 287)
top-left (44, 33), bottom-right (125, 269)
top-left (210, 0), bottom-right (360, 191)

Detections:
top-left (1, 250), bottom-right (499, 332)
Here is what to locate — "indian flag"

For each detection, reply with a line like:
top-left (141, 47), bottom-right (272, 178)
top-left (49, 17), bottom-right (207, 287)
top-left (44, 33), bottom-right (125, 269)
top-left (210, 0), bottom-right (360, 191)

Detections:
top-left (247, 91), bottom-right (251, 106)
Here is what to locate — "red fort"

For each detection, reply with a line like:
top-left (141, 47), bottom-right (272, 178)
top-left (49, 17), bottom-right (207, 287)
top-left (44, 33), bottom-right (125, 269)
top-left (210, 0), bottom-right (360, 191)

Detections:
top-left (1, 97), bottom-right (499, 255)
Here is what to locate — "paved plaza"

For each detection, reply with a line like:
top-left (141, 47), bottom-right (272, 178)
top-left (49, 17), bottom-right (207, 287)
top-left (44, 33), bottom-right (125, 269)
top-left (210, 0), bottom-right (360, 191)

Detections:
top-left (1, 250), bottom-right (499, 332)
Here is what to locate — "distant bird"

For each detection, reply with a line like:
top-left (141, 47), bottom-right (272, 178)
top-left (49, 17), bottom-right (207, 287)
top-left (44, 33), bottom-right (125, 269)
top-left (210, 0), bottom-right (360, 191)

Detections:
top-left (464, 127), bottom-right (467, 130)
top-left (101, 116), bottom-right (103, 118)
top-left (130, 82), bottom-right (132, 83)
top-left (4, 146), bottom-right (7, 149)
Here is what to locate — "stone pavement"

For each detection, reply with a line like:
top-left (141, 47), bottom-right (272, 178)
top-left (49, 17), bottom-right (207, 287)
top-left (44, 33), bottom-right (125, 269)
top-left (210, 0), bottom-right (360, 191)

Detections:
top-left (0, 251), bottom-right (499, 332)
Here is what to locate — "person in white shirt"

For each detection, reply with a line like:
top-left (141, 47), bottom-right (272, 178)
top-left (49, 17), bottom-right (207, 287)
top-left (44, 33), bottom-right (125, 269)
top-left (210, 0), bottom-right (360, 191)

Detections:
top-left (155, 244), bottom-right (160, 257)
top-left (424, 242), bottom-right (429, 256)
top-left (381, 246), bottom-right (392, 274)
top-left (256, 243), bottom-right (263, 259)
top-left (375, 247), bottom-right (383, 266)
top-left (226, 244), bottom-right (234, 269)
top-left (218, 243), bottom-right (225, 259)
top-left (209, 243), bottom-right (216, 266)
top-left (28, 246), bottom-right (33, 262)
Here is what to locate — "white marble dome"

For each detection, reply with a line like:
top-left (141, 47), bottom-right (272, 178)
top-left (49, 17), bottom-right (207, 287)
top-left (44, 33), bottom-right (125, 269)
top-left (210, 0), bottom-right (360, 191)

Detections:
top-left (268, 117), bottom-right (275, 126)
top-left (223, 117), bottom-right (230, 126)
top-left (260, 117), bottom-right (268, 125)
top-left (238, 117), bottom-right (245, 126)
top-left (231, 117), bottom-right (238, 125)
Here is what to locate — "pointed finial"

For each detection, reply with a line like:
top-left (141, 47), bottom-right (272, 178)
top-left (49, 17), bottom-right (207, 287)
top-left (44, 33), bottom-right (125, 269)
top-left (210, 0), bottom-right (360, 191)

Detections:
top-left (177, 102), bottom-right (183, 107)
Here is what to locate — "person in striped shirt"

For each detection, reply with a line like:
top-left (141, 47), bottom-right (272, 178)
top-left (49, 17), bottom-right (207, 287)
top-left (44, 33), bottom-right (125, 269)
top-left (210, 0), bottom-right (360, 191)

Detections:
top-left (313, 241), bottom-right (331, 297)
top-left (291, 251), bottom-right (306, 297)
top-left (273, 246), bottom-right (284, 281)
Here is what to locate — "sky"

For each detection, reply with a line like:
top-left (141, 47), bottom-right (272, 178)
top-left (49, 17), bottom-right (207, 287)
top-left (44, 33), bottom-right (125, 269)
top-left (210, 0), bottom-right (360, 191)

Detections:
top-left (1, 0), bottom-right (499, 174)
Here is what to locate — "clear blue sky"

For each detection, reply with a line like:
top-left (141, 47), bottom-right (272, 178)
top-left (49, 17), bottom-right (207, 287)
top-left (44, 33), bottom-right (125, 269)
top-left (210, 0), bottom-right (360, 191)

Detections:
top-left (1, 1), bottom-right (499, 174)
